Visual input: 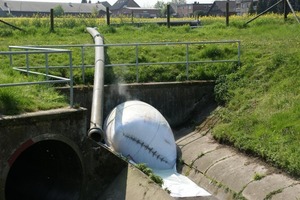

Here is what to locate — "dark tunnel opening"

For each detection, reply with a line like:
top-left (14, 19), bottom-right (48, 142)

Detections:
top-left (5, 140), bottom-right (83, 200)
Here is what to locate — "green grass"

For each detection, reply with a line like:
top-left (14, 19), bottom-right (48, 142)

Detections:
top-left (0, 65), bottom-right (67, 114)
top-left (1, 14), bottom-right (300, 177)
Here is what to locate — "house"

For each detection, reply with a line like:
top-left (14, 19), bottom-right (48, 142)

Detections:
top-left (207, 1), bottom-right (237, 16)
top-left (169, 3), bottom-right (178, 17)
top-left (118, 7), bottom-right (160, 18)
top-left (109, 0), bottom-right (160, 18)
top-left (235, 0), bottom-right (258, 15)
top-left (98, 1), bottom-right (111, 9)
top-left (0, 0), bottom-right (106, 17)
top-left (110, 0), bottom-right (140, 16)
top-left (177, 2), bottom-right (213, 17)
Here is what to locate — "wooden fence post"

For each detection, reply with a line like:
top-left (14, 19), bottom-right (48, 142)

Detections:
top-left (167, 4), bottom-right (170, 28)
top-left (106, 7), bottom-right (110, 26)
top-left (50, 9), bottom-right (54, 32)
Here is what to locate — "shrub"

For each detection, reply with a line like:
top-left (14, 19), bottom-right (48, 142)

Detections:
top-left (214, 75), bottom-right (230, 105)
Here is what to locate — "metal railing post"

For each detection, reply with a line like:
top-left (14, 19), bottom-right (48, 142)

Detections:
top-left (238, 41), bottom-right (241, 67)
top-left (45, 52), bottom-right (49, 80)
top-left (186, 43), bottom-right (189, 80)
top-left (81, 46), bottom-right (85, 83)
top-left (136, 44), bottom-right (139, 82)
top-left (26, 49), bottom-right (29, 76)
top-left (9, 47), bottom-right (12, 67)
top-left (69, 52), bottom-right (74, 107)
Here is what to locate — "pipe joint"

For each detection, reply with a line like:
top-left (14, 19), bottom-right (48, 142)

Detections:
top-left (88, 127), bottom-right (104, 143)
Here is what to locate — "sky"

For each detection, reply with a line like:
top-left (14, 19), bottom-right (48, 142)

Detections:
top-left (19, 0), bottom-right (215, 8)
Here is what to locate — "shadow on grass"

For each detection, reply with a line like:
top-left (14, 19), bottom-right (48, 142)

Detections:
top-left (0, 92), bottom-right (23, 115)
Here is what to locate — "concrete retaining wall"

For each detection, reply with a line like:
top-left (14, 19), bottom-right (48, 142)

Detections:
top-left (0, 108), bottom-right (127, 200)
top-left (59, 81), bottom-right (215, 127)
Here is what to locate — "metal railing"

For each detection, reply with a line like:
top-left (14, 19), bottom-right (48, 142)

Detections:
top-left (102, 40), bottom-right (241, 82)
top-left (0, 46), bottom-right (74, 107)
top-left (1, 40), bottom-right (241, 107)
top-left (16, 40), bottom-right (240, 83)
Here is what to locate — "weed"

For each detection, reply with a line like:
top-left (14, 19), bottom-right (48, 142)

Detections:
top-left (135, 163), bottom-right (164, 187)
top-left (264, 189), bottom-right (283, 200)
top-left (253, 172), bottom-right (266, 181)
top-left (164, 187), bottom-right (171, 194)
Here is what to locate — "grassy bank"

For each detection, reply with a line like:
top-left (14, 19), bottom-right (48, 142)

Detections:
top-left (1, 14), bottom-right (300, 177)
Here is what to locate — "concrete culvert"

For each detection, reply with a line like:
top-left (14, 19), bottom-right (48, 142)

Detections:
top-left (5, 140), bottom-right (83, 200)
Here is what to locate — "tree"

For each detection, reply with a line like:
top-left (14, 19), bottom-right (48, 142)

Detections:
top-left (256, 0), bottom-right (267, 13)
top-left (92, 7), bottom-right (98, 17)
top-left (267, 0), bottom-right (280, 13)
top-left (81, 0), bottom-right (87, 3)
top-left (154, 1), bottom-right (167, 17)
top-left (248, 2), bottom-right (256, 14)
top-left (295, 0), bottom-right (300, 11)
top-left (171, 0), bottom-right (186, 5)
top-left (255, 0), bottom-right (300, 14)
top-left (53, 5), bottom-right (64, 17)
top-left (154, 1), bottom-right (166, 9)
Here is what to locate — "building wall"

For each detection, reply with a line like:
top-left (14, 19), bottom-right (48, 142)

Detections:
top-left (236, 0), bottom-right (258, 15)
top-left (118, 8), bottom-right (160, 18)
top-left (177, 4), bottom-right (194, 17)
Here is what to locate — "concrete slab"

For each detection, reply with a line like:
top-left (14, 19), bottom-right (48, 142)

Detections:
top-left (174, 109), bottom-right (300, 200)
top-left (242, 173), bottom-right (299, 200)
top-left (205, 154), bottom-right (269, 192)
top-left (176, 130), bottom-right (201, 147)
top-left (100, 165), bottom-right (173, 200)
top-left (192, 147), bottom-right (237, 173)
top-left (272, 183), bottom-right (300, 200)
top-left (175, 196), bottom-right (219, 200)
top-left (179, 135), bottom-right (219, 165)
top-left (181, 165), bottom-right (235, 200)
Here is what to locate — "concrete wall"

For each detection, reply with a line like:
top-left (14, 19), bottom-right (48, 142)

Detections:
top-left (0, 108), bottom-right (127, 200)
top-left (59, 81), bottom-right (215, 128)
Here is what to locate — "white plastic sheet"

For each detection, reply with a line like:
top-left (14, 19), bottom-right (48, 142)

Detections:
top-left (103, 100), bottom-right (211, 198)
top-left (104, 100), bottom-right (177, 169)
top-left (153, 167), bottom-right (211, 198)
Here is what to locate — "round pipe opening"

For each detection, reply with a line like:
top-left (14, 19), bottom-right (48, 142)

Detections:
top-left (5, 140), bottom-right (83, 200)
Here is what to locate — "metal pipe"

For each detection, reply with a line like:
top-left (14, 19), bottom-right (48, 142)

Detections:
top-left (86, 27), bottom-right (105, 142)
top-left (286, 0), bottom-right (300, 24)
top-left (245, 0), bottom-right (282, 25)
